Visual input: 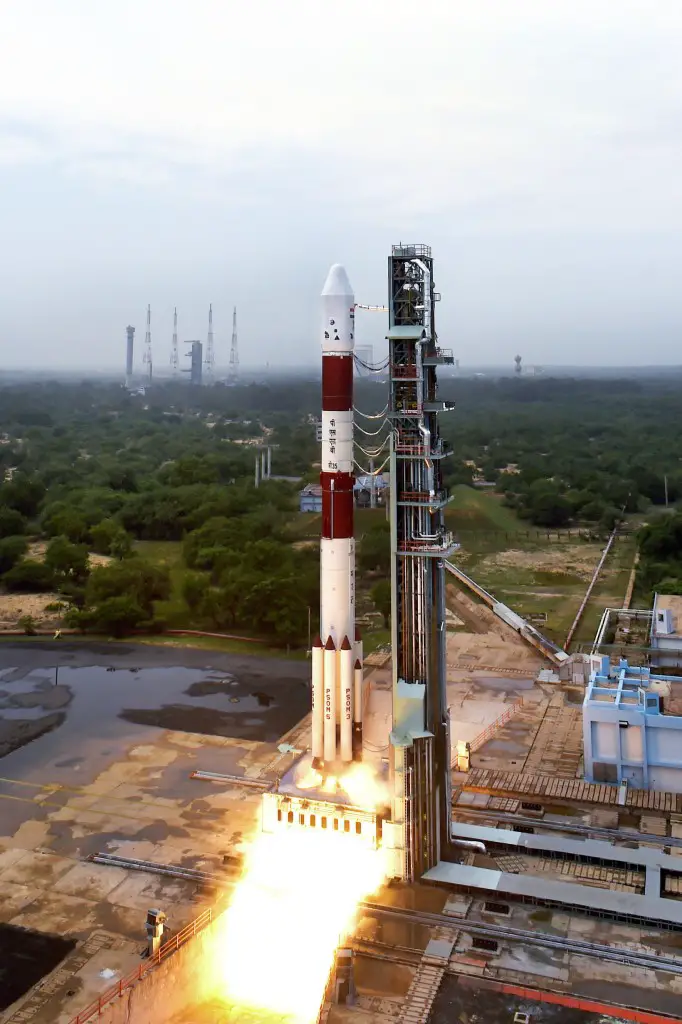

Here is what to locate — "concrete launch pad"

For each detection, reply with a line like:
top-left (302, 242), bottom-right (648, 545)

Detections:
top-left (0, 641), bottom-right (308, 1022)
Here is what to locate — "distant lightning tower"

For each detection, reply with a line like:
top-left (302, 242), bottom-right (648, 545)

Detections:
top-left (170, 308), bottom-right (179, 374)
top-left (228, 306), bottom-right (239, 384)
top-left (204, 304), bottom-right (215, 377)
top-left (125, 326), bottom-right (135, 387)
top-left (143, 304), bottom-right (153, 382)
top-left (514, 354), bottom-right (522, 376)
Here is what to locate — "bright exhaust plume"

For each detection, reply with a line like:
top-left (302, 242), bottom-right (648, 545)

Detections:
top-left (205, 797), bottom-right (387, 1022)
top-left (295, 762), bottom-right (388, 812)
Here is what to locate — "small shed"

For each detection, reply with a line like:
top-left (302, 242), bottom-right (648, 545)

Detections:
top-left (300, 483), bottom-right (323, 513)
top-left (354, 473), bottom-right (389, 508)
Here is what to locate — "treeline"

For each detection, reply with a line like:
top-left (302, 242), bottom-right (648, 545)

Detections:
top-left (638, 513), bottom-right (682, 598)
top-left (0, 380), bottom-right (320, 641)
top-left (2, 374), bottom-right (682, 638)
top-left (436, 376), bottom-right (682, 528)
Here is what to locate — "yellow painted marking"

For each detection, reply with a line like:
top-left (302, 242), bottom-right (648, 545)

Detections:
top-left (0, 775), bottom-right (218, 817)
top-left (0, 790), bottom-right (216, 828)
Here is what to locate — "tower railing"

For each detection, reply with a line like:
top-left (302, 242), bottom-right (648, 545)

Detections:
top-left (391, 243), bottom-right (432, 258)
top-left (68, 908), bottom-right (213, 1024)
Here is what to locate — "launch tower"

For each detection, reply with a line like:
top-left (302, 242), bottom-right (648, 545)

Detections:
top-left (171, 309), bottom-right (179, 374)
top-left (205, 305), bottom-right (215, 377)
top-left (384, 244), bottom-right (456, 881)
top-left (143, 305), bottom-right (153, 382)
top-left (184, 341), bottom-right (203, 385)
top-left (125, 325), bottom-right (135, 387)
top-left (228, 307), bottom-right (239, 384)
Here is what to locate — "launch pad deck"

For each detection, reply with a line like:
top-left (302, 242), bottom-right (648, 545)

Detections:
top-left (264, 758), bottom-right (386, 846)
top-left (0, 642), bottom-right (308, 1022)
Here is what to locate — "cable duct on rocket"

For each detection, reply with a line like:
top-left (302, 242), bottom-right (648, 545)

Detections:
top-left (355, 419), bottom-right (389, 437)
top-left (354, 404), bottom-right (389, 420)
top-left (354, 354), bottom-right (389, 373)
top-left (354, 454), bottom-right (391, 477)
top-left (356, 432), bottom-right (391, 454)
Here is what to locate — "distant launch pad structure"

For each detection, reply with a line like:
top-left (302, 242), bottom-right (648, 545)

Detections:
top-left (205, 304), bottom-right (215, 377)
top-left (183, 340), bottom-right (203, 385)
top-left (125, 325), bottom-right (135, 387)
top-left (171, 308), bottom-right (179, 374)
top-left (143, 304), bottom-right (153, 382)
top-left (228, 307), bottom-right (239, 384)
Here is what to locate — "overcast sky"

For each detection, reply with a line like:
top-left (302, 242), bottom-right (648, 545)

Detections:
top-left (1, 1), bottom-right (682, 370)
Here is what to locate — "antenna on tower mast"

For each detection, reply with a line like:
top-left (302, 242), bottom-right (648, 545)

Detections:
top-left (228, 306), bottom-right (239, 384)
top-left (170, 308), bottom-right (179, 373)
top-left (204, 304), bottom-right (215, 378)
top-left (143, 304), bottom-right (152, 382)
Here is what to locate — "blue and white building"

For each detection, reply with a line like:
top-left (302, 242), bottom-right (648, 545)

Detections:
top-left (583, 656), bottom-right (682, 792)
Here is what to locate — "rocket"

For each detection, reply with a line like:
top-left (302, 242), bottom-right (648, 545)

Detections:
top-left (311, 265), bottom-right (363, 769)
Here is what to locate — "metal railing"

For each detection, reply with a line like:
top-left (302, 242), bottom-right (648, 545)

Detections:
top-left (398, 532), bottom-right (455, 554)
top-left (315, 960), bottom-right (335, 1024)
top-left (398, 489), bottom-right (447, 505)
top-left (392, 243), bottom-right (432, 257)
top-left (68, 908), bottom-right (213, 1024)
top-left (468, 700), bottom-right (523, 755)
top-left (391, 365), bottom-right (419, 379)
top-left (565, 525), bottom-right (618, 649)
top-left (423, 347), bottom-right (454, 362)
top-left (395, 442), bottom-right (425, 455)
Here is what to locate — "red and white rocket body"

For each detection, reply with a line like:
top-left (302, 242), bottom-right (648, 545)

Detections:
top-left (311, 264), bottom-right (363, 768)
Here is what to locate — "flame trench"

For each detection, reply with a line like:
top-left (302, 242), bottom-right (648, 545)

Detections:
top-left (205, 768), bottom-right (388, 1023)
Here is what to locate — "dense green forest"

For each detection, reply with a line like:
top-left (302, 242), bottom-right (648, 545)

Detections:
top-left (436, 376), bottom-right (682, 530)
top-left (0, 373), bottom-right (679, 643)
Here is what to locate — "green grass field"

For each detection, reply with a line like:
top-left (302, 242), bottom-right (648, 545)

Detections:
top-left (445, 484), bottom-right (525, 534)
top-left (442, 488), bottom-right (640, 649)
top-left (135, 540), bottom-right (188, 628)
top-left (137, 634), bottom-right (308, 659)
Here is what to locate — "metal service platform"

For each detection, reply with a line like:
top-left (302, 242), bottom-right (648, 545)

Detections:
top-left (425, 825), bottom-right (682, 930)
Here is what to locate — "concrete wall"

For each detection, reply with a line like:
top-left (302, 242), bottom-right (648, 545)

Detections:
top-left (97, 921), bottom-right (220, 1024)
top-left (584, 702), bottom-right (682, 792)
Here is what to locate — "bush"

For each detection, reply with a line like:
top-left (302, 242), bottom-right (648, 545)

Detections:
top-left (0, 535), bottom-right (28, 575)
top-left (0, 506), bottom-right (27, 538)
top-left (358, 522), bottom-right (390, 575)
top-left (90, 518), bottom-right (133, 559)
top-left (45, 536), bottom-right (90, 584)
top-left (182, 571), bottom-right (209, 611)
top-left (2, 559), bottom-right (54, 592)
top-left (70, 595), bottom-right (147, 638)
top-left (370, 579), bottom-right (391, 627)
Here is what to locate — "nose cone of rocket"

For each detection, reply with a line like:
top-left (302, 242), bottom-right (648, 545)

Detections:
top-left (322, 264), bottom-right (355, 354)
top-left (322, 264), bottom-right (354, 300)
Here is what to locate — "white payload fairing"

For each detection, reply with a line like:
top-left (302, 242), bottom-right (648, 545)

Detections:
top-left (311, 265), bottom-right (363, 768)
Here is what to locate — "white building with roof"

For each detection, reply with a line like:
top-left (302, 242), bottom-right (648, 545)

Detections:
top-left (650, 593), bottom-right (682, 667)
